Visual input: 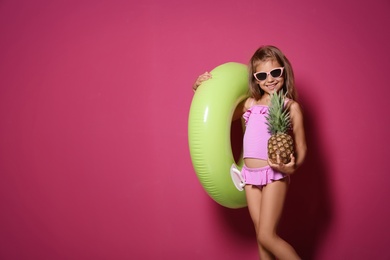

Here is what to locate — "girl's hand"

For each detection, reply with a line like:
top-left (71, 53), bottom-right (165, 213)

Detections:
top-left (268, 154), bottom-right (297, 175)
top-left (192, 72), bottom-right (212, 92)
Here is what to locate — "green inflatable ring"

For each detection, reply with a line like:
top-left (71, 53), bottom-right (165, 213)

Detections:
top-left (188, 62), bottom-right (249, 209)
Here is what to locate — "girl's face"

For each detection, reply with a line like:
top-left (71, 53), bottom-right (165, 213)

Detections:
top-left (254, 59), bottom-right (285, 95)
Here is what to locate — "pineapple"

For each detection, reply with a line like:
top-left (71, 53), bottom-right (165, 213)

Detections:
top-left (265, 91), bottom-right (294, 164)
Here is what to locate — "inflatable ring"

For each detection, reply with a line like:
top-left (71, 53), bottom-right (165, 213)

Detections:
top-left (188, 62), bottom-right (249, 209)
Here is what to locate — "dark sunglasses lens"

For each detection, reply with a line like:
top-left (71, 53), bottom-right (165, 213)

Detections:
top-left (270, 68), bottom-right (282, 78)
top-left (255, 72), bottom-right (267, 81)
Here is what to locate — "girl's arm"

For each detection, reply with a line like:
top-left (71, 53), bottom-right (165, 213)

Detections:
top-left (232, 98), bottom-right (251, 121)
top-left (289, 101), bottom-right (307, 169)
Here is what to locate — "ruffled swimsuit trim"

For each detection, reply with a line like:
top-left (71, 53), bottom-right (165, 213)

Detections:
top-left (242, 105), bottom-right (269, 126)
top-left (241, 165), bottom-right (288, 186)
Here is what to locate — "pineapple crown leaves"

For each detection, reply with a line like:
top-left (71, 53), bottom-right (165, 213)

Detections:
top-left (265, 91), bottom-right (292, 135)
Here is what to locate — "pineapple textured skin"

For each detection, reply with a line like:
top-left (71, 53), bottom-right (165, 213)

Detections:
top-left (267, 133), bottom-right (294, 164)
top-left (266, 91), bottom-right (294, 164)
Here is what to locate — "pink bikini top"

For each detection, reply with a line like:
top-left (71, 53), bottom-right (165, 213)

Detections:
top-left (243, 99), bottom-right (290, 160)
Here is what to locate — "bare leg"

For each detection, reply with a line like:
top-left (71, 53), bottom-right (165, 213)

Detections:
top-left (258, 179), bottom-right (301, 260)
top-left (245, 185), bottom-right (275, 260)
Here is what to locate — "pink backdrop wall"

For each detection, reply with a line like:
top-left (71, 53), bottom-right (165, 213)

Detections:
top-left (1, 0), bottom-right (389, 259)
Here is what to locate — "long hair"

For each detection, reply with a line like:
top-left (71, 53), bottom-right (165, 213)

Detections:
top-left (248, 45), bottom-right (297, 101)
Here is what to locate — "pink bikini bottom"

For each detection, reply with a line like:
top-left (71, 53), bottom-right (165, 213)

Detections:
top-left (241, 165), bottom-right (289, 189)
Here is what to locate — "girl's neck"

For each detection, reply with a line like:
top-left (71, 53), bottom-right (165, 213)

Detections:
top-left (259, 93), bottom-right (271, 105)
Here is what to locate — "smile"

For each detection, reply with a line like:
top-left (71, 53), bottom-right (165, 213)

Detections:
top-left (266, 83), bottom-right (277, 89)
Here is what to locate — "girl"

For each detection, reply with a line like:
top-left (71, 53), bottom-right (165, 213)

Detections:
top-left (192, 45), bottom-right (307, 260)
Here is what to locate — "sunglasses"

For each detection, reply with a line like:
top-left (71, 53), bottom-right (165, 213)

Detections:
top-left (253, 67), bottom-right (284, 81)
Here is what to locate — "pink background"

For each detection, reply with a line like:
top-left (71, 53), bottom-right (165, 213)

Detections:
top-left (1, 0), bottom-right (389, 259)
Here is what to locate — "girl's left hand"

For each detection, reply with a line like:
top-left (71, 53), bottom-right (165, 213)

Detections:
top-left (193, 72), bottom-right (212, 92)
top-left (268, 154), bottom-right (297, 175)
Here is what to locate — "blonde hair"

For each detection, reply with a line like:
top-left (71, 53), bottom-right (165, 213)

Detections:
top-left (248, 45), bottom-right (297, 101)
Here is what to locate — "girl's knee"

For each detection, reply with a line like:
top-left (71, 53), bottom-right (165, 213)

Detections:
top-left (257, 231), bottom-right (276, 249)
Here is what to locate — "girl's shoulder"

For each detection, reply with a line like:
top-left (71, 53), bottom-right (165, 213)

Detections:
top-left (244, 97), bottom-right (257, 110)
top-left (285, 98), bottom-right (298, 107)
top-left (286, 99), bottom-right (303, 116)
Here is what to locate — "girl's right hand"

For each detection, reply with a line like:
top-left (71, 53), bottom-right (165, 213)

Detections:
top-left (192, 72), bottom-right (212, 92)
top-left (268, 154), bottom-right (297, 175)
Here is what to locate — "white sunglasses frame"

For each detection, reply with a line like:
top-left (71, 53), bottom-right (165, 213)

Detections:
top-left (253, 67), bottom-right (284, 81)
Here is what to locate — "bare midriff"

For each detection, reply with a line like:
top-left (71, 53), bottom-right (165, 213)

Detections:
top-left (244, 158), bottom-right (269, 168)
